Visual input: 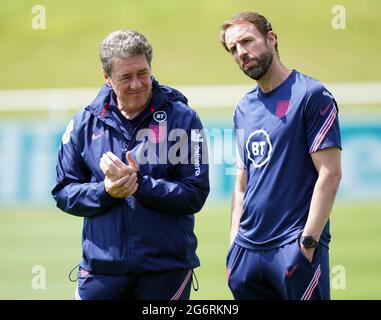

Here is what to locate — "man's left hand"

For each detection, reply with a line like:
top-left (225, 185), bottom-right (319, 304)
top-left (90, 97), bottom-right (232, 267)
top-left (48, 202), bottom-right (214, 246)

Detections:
top-left (99, 151), bottom-right (138, 180)
top-left (300, 245), bottom-right (315, 263)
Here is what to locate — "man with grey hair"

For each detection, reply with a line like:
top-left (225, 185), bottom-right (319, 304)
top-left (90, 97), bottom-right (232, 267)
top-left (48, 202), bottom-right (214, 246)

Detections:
top-left (52, 29), bottom-right (209, 300)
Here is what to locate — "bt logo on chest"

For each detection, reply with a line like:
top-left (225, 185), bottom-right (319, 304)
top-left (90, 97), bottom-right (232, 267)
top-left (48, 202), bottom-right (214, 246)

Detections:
top-left (246, 129), bottom-right (272, 168)
top-left (153, 111), bottom-right (167, 123)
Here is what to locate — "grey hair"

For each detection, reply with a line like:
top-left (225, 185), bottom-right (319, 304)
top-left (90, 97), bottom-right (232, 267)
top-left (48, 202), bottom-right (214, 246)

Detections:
top-left (100, 29), bottom-right (153, 76)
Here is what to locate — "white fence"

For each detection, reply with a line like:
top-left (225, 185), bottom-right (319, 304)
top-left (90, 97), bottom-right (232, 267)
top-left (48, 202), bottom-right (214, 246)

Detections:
top-left (1, 83), bottom-right (381, 112)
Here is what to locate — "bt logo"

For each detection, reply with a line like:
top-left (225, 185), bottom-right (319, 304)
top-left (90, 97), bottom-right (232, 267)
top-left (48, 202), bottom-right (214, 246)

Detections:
top-left (153, 111), bottom-right (167, 122)
top-left (246, 129), bottom-right (272, 168)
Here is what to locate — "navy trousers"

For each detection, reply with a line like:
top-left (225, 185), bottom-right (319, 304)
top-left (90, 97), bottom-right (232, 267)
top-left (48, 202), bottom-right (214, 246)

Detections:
top-left (75, 268), bottom-right (193, 300)
top-left (227, 239), bottom-right (330, 300)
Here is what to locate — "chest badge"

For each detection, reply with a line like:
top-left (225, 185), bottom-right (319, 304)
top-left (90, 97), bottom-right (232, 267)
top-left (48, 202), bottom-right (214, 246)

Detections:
top-left (275, 100), bottom-right (290, 118)
top-left (148, 124), bottom-right (166, 143)
top-left (246, 129), bottom-right (272, 168)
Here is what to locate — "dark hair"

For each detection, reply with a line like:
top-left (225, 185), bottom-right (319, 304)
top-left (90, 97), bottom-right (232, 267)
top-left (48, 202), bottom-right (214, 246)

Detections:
top-left (220, 12), bottom-right (278, 55)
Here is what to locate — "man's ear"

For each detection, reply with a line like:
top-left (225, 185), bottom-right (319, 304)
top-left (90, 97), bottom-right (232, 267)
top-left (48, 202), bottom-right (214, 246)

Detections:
top-left (267, 31), bottom-right (277, 49)
top-left (103, 72), bottom-right (112, 86)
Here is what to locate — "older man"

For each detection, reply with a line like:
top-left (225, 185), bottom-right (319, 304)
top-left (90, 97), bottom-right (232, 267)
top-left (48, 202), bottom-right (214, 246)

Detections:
top-left (52, 29), bottom-right (209, 300)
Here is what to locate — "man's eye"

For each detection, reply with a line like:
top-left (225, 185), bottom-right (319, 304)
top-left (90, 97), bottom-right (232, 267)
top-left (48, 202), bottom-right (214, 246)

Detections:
top-left (243, 37), bottom-right (255, 45)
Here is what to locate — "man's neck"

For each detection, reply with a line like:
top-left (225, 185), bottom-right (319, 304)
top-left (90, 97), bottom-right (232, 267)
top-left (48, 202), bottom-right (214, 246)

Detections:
top-left (117, 94), bottom-right (152, 120)
top-left (257, 58), bottom-right (291, 93)
top-left (119, 107), bottom-right (144, 120)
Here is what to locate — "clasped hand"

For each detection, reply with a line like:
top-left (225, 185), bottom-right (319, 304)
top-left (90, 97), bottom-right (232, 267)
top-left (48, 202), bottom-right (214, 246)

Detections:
top-left (99, 151), bottom-right (139, 198)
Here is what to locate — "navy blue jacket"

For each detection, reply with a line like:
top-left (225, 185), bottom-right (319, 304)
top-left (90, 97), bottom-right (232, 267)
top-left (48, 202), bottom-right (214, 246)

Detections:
top-left (52, 78), bottom-right (210, 275)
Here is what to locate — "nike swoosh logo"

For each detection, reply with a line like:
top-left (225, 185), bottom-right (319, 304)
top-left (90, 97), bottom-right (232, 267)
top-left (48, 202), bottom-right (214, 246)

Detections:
top-left (320, 102), bottom-right (332, 116)
top-left (91, 132), bottom-right (104, 140)
top-left (322, 91), bottom-right (333, 99)
top-left (286, 265), bottom-right (299, 278)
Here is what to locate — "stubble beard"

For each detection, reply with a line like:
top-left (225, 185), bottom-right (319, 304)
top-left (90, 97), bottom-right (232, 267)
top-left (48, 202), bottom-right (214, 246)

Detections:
top-left (242, 50), bottom-right (273, 81)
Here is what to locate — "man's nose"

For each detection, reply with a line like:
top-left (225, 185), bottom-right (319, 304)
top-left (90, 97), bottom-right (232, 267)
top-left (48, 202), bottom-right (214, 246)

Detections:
top-left (130, 77), bottom-right (142, 90)
top-left (237, 44), bottom-right (248, 60)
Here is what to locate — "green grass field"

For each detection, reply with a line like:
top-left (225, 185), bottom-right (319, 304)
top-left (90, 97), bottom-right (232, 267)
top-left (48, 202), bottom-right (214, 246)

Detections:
top-left (1, 0), bottom-right (380, 89)
top-left (1, 202), bottom-right (380, 300)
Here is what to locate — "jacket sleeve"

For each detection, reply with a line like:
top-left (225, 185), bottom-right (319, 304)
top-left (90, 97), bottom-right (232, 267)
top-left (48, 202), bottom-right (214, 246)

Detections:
top-left (134, 112), bottom-right (210, 215)
top-left (51, 117), bottom-right (121, 217)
